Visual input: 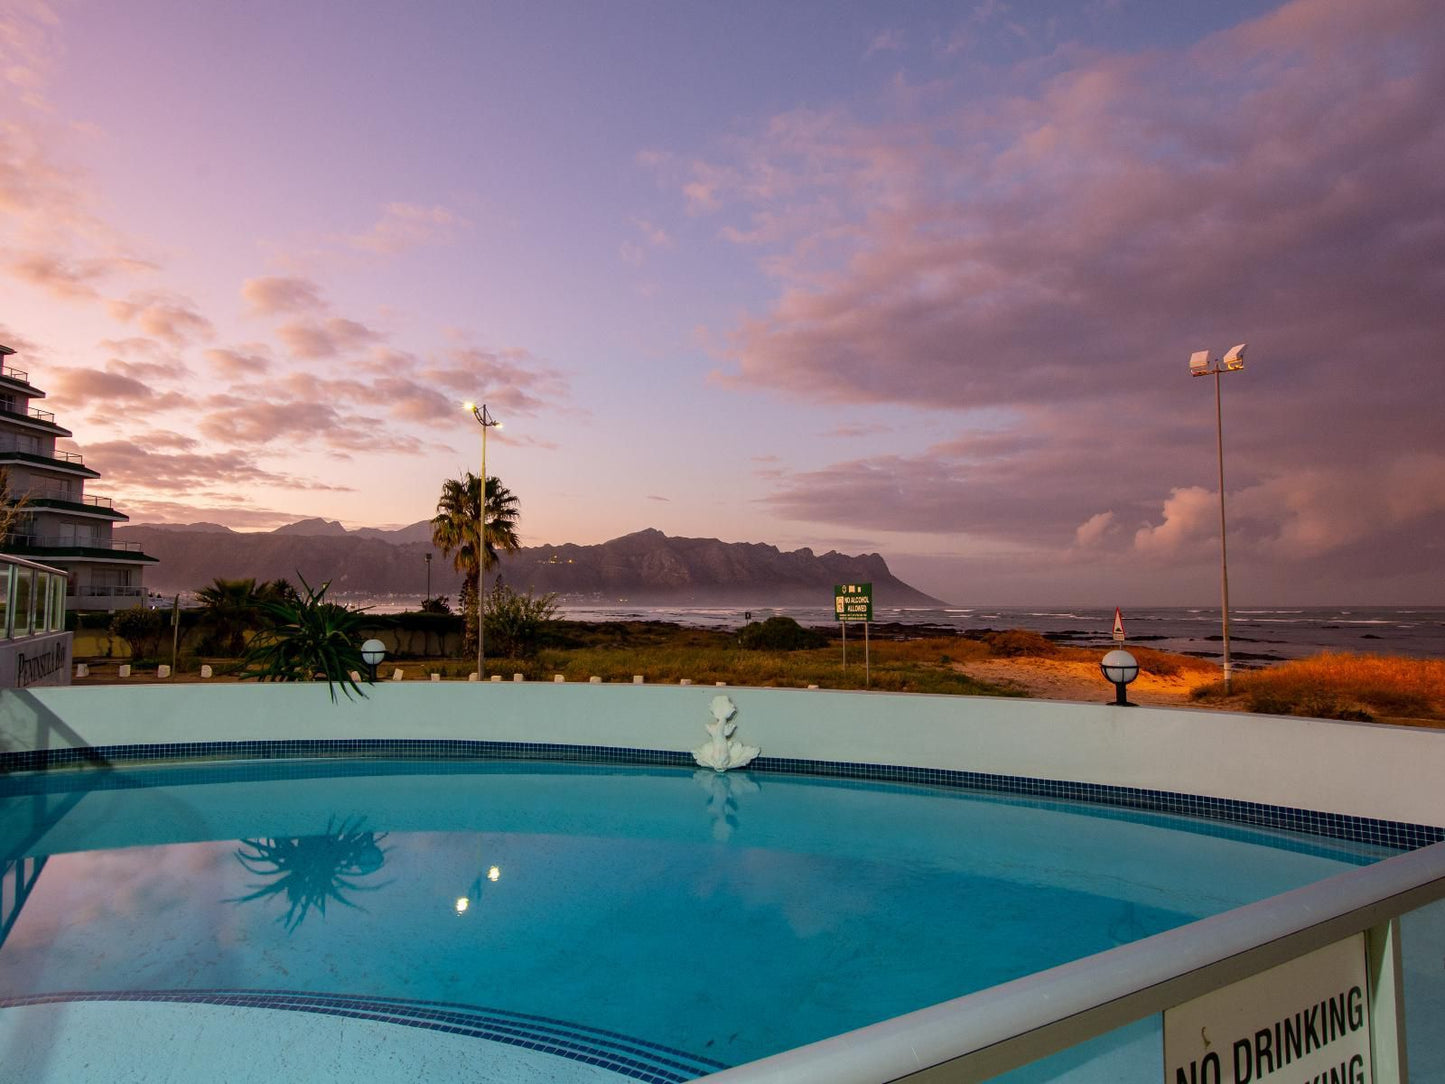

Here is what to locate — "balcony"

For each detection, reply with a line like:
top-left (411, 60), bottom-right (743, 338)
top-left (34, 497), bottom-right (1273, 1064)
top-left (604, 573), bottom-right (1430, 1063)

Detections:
top-left (0, 405), bottom-right (70, 436)
top-left (0, 443), bottom-right (99, 477)
top-left (5, 534), bottom-right (156, 563)
top-left (0, 363), bottom-right (30, 385)
top-left (15, 493), bottom-right (127, 519)
top-left (76, 585), bottom-right (145, 599)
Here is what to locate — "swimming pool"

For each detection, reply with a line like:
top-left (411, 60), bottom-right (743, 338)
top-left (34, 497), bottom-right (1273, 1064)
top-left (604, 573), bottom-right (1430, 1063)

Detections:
top-left (0, 756), bottom-right (1401, 1081)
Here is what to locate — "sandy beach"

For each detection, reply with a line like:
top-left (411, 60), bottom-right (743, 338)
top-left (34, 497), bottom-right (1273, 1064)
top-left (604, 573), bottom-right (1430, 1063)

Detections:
top-left (951, 655), bottom-right (1217, 708)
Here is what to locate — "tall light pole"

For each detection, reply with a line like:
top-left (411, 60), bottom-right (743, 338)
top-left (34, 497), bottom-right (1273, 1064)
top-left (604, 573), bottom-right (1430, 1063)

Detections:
top-left (1189, 343), bottom-right (1246, 693)
top-left (465, 402), bottom-right (500, 680)
top-left (423, 551), bottom-right (432, 608)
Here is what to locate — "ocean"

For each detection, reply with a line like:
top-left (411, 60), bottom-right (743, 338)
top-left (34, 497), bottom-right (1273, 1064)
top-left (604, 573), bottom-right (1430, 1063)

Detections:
top-left (348, 595), bottom-right (1445, 664)
top-left (548, 604), bottom-right (1445, 665)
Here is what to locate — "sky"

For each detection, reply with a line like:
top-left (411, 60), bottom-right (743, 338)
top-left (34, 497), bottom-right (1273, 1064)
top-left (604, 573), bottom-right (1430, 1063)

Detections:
top-left (1, 0), bottom-right (1442, 607)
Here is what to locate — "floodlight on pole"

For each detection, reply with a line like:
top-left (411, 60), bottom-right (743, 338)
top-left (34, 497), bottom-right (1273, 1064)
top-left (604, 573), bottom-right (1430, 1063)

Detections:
top-left (466, 402), bottom-right (501, 680)
top-left (1189, 342), bottom-right (1247, 693)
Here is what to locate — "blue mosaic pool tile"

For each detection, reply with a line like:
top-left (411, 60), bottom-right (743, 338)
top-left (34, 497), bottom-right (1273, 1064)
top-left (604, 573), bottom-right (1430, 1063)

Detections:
top-left (3, 737), bottom-right (1440, 851)
top-left (0, 988), bottom-right (728, 1081)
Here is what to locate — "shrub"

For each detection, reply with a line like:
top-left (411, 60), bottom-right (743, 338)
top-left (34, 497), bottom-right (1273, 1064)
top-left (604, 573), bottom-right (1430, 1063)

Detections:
top-left (110, 605), bottom-right (166, 660)
top-left (420, 595), bottom-right (452, 615)
top-left (482, 582), bottom-right (559, 659)
top-left (978, 629), bottom-right (1059, 658)
top-left (242, 576), bottom-right (367, 701)
top-left (1190, 653), bottom-right (1445, 722)
top-left (738, 616), bottom-right (828, 650)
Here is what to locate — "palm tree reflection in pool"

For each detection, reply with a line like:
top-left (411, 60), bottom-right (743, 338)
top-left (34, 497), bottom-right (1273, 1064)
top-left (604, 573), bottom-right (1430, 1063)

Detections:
top-left (229, 816), bottom-right (390, 931)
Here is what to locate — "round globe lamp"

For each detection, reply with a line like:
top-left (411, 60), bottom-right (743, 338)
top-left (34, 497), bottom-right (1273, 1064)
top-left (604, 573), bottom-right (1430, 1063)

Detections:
top-left (1100, 649), bottom-right (1140, 707)
top-left (360, 638), bottom-right (386, 684)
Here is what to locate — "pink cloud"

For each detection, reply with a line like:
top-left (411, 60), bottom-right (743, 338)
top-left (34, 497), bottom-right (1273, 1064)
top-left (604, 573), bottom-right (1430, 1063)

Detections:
top-left (204, 346), bottom-right (272, 378)
top-left (9, 251), bottom-right (154, 300)
top-left (347, 202), bottom-right (467, 254)
top-left (83, 439), bottom-right (353, 493)
top-left (108, 291), bottom-right (214, 345)
top-left (241, 275), bottom-right (326, 316)
top-left (276, 316), bottom-right (382, 359)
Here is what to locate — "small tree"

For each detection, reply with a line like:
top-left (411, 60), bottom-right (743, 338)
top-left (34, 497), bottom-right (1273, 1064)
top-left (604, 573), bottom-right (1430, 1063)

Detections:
top-left (738, 616), bottom-right (828, 650)
top-left (111, 605), bottom-right (166, 661)
top-left (482, 581), bottom-right (558, 659)
top-left (242, 576), bottom-right (367, 701)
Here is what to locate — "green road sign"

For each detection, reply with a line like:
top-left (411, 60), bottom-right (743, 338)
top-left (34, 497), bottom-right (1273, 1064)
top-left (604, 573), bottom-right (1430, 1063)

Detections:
top-left (834, 582), bottom-right (873, 622)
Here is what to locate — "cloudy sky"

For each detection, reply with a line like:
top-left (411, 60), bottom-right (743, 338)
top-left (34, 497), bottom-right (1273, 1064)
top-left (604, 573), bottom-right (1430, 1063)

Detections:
top-left (2, 0), bottom-right (1441, 606)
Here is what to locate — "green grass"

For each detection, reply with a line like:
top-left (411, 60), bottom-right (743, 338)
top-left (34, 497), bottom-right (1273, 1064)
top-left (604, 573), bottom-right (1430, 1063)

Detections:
top-left (495, 632), bottom-right (1013, 695)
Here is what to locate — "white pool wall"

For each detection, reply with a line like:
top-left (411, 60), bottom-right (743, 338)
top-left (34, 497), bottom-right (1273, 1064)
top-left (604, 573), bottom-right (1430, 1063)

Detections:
top-left (3, 683), bottom-right (1443, 827)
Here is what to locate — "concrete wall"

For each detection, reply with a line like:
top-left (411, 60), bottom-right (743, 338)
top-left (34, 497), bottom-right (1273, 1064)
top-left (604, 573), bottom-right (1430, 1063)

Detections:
top-left (0, 630), bottom-right (71, 688)
top-left (3, 682), bottom-right (1443, 827)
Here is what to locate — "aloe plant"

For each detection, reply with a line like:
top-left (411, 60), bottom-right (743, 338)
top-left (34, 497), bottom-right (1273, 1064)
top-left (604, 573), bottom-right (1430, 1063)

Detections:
top-left (241, 574), bottom-right (368, 700)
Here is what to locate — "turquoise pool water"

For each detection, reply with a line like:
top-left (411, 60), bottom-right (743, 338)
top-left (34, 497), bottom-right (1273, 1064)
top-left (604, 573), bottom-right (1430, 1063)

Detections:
top-left (0, 760), bottom-right (1399, 1078)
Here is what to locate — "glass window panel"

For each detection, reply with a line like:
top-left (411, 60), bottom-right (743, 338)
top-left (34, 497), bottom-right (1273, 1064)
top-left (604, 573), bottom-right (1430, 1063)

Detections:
top-left (49, 572), bottom-right (66, 631)
top-left (0, 564), bottom-right (10, 638)
top-left (14, 567), bottom-right (33, 636)
top-left (1402, 895), bottom-right (1445, 1080)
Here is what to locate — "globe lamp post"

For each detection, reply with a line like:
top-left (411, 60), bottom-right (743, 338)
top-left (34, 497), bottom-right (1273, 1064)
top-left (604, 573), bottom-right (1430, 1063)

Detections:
top-left (360, 638), bottom-right (386, 684)
top-left (1101, 649), bottom-right (1140, 707)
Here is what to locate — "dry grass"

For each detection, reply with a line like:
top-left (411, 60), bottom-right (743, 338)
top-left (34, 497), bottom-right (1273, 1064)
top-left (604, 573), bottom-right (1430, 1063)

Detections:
top-left (1191, 653), bottom-right (1445, 723)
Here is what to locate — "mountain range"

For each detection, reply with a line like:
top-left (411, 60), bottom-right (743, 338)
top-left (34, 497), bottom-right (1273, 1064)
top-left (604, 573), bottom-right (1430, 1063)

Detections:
top-left (115, 520), bottom-right (946, 606)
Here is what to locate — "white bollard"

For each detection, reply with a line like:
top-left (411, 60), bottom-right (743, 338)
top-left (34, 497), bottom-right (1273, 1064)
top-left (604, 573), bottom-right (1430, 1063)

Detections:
top-left (679, 678), bottom-right (693, 686)
top-left (633, 674), bottom-right (644, 684)
top-left (807, 684), bottom-right (819, 690)
top-left (490, 674), bottom-right (502, 682)
top-left (553, 674), bottom-right (565, 683)
top-left (513, 673), bottom-right (524, 682)
top-left (392, 668), bottom-right (404, 681)
top-left (589, 675), bottom-right (602, 684)
top-left (157, 664), bottom-right (171, 679)
top-left (75, 663), bottom-right (89, 678)
top-left (349, 670), bottom-right (361, 683)
top-left (432, 672), bottom-right (442, 682)
top-left (469, 672), bottom-right (479, 681)
top-left (118, 664), bottom-right (131, 679)
top-left (201, 664), bottom-right (213, 679)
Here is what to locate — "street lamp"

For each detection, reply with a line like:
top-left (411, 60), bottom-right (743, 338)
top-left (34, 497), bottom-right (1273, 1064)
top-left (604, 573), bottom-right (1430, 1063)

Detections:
top-left (1189, 343), bottom-right (1246, 693)
top-left (464, 401), bottom-right (501, 680)
top-left (423, 551), bottom-right (432, 608)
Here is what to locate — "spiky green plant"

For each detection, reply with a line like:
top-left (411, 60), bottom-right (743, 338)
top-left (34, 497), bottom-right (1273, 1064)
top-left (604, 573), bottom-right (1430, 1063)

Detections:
top-left (241, 574), bottom-right (368, 700)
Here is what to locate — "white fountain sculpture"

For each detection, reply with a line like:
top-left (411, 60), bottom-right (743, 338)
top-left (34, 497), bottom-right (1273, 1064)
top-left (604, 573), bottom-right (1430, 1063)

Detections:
top-left (691, 694), bottom-right (760, 773)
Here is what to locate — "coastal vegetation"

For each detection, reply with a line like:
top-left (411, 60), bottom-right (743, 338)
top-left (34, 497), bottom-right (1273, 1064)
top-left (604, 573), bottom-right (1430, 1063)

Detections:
top-left (73, 595), bottom-right (1445, 727)
top-left (1190, 653), bottom-right (1445, 725)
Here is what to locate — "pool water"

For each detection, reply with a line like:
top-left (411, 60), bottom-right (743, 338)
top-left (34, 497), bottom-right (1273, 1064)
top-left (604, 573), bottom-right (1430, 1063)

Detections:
top-left (0, 760), bottom-right (1399, 1077)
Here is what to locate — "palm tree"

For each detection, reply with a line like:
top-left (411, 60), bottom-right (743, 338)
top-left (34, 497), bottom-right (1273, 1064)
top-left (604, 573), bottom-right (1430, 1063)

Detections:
top-left (431, 472), bottom-right (521, 657)
top-left (196, 576), bottom-right (264, 656)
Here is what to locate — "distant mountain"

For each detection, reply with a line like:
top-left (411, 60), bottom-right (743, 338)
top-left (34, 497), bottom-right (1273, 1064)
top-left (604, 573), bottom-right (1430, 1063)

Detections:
top-left (271, 517), bottom-right (349, 537)
top-left (117, 521), bottom-right (946, 606)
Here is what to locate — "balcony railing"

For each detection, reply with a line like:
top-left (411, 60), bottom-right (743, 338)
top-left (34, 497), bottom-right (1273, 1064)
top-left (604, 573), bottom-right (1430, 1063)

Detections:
top-left (0, 364), bottom-right (29, 384)
top-left (28, 407), bottom-right (55, 424)
top-left (17, 487), bottom-right (114, 508)
top-left (9, 534), bottom-right (143, 552)
top-left (77, 585), bottom-right (144, 598)
top-left (0, 441), bottom-right (86, 466)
